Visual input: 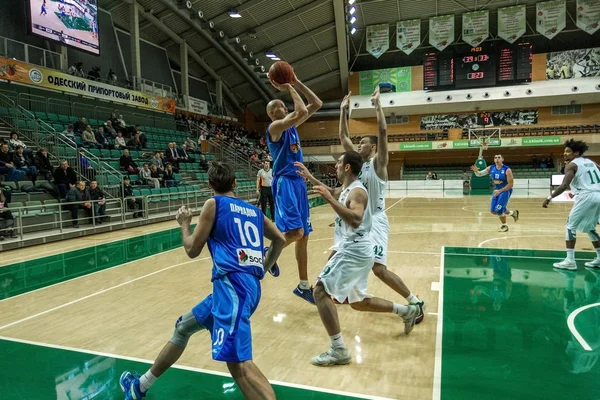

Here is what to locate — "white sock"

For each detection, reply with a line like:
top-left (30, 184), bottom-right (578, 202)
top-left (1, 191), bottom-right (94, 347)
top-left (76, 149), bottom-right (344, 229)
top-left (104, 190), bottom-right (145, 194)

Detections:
top-left (393, 303), bottom-right (409, 316)
top-left (299, 280), bottom-right (311, 290)
top-left (139, 370), bottom-right (157, 393)
top-left (508, 210), bottom-right (514, 216)
top-left (330, 333), bottom-right (346, 349)
top-left (595, 248), bottom-right (600, 260)
top-left (566, 249), bottom-right (575, 262)
top-left (406, 293), bottom-right (418, 303)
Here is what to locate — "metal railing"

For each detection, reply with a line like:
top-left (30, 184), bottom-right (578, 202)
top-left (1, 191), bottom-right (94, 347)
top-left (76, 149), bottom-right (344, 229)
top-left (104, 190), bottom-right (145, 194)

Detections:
top-left (0, 36), bottom-right (64, 71)
top-left (132, 76), bottom-right (174, 99)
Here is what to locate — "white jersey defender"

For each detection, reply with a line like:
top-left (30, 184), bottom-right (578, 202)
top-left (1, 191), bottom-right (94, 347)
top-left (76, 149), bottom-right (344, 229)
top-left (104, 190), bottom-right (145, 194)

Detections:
top-left (321, 180), bottom-right (375, 304)
top-left (567, 157), bottom-right (600, 233)
top-left (358, 158), bottom-right (389, 265)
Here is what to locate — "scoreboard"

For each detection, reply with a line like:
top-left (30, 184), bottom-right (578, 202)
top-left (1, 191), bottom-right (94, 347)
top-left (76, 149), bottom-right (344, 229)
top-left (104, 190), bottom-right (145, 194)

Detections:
top-left (423, 43), bottom-right (532, 91)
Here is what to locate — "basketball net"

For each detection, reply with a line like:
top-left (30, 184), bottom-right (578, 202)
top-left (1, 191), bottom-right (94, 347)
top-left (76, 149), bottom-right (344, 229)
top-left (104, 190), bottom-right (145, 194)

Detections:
top-left (478, 139), bottom-right (489, 159)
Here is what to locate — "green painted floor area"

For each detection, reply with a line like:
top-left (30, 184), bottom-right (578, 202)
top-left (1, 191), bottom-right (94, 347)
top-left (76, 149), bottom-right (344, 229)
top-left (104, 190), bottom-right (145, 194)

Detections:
top-left (0, 339), bottom-right (372, 400)
top-left (0, 227), bottom-right (185, 301)
top-left (441, 247), bottom-right (600, 400)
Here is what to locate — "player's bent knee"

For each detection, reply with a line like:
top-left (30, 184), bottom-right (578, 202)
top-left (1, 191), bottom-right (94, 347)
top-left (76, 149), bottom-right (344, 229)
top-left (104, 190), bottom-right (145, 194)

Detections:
top-left (588, 230), bottom-right (600, 242)
top-left (285, 228), bottom-right (304, 242)
top-left (372, 263), bottom-right (387, 277)
top-left (566, 227), bottom-right (577, 241)
top-left (170, 311), bottom-right (203, 348)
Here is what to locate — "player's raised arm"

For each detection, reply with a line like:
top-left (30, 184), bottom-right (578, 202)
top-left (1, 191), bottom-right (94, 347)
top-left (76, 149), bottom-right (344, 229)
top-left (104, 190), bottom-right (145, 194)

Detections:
top-left (177, 201), bottom-right (216, 259)
top-left (293, 77), bottom-right (323, 126)
top-left (263, 217), bottom-right (285, 271)
top-left (314, 185), bottom-right (366, 229)
top-left (339, 93), bottom-right (355, 152)
top-left (371, 87), bottom-right (389, 180)
top-left (268, 83), bottom-right (308, 141)
top-left (294, 161), bottom-right (342, 199)
top-left (543, 162), bottom-right (578, 207)
top-left (471, 164), bottom-right (490, 176)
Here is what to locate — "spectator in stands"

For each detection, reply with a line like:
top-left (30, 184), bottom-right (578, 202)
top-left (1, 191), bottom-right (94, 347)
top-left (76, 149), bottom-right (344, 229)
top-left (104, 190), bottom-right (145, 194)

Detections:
top-left (34, 148), bottom-right (53, 181)
top-left (165, 143), bottom-right (180, 170)
top-left (79, 149), bottom-right (95, 181)
top-left (184, 137), bottom-right (199, 153)
top-left (62, 125), bottom-right (76, 140)
top-left (82, 125), bottom-right (101, 149)
top-left (150, 152), bottom-right (164, 172)
top-left (114, 131), bottom-right (127, 150)
top-left (198, 154), bottom-right (209, 172)
top-left (68, 62), bottom-right (85, 78)
top-left (150, 164), bottom-right (163, 186)
top-left (107, 69), bottom-right (117, 85)
top-left (74, 117), bottom-right (87, 134)
top-left (110, 112), bottom-right (120, 127)
top-left (104, 120), bottom-right (117, 138)
top-left (0, 187), bottom-right (17, 240)
top-left (119, 149), bottom-right (139, 174)
top-left (9, 132), bottom-right (33, 157)
top-left (88, 66), bottom-right (101, 81)
top-left (95, 127), bottom-right (110, 149)
top-left (12, 146), bottom-right (37, 183)
top-left (163, 164), bottom-right (177, 187)
top-left (134, 125), bottom-right (147, 148)
top-left (117, 115), bottom-right (126, 129)
top-left (122, 177), bottom-right (143, 218)
top-left (127, 133), bottom-right (142, 150)
top-left (140, 163), bottom-right (160, 189)
top-left (53, 160), bottom-right (77, 198)
top-left (426, 172), bottom-right (433, 180)
top-left (65, 181), bottom-right (92, 228)
top-left (178, 144), bottom-right (195, 163)
top-left (88, 180), bottom-right (106, 224)
top-left (0, 143), bottom-right (26, 182)
top-left (431, 172), bottom-right (438, 180)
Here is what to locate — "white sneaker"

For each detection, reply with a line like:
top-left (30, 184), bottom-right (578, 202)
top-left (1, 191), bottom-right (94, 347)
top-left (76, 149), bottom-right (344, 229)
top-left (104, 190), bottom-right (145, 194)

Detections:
top-left (311, 346), bottom-right (351, 366)
top-left (498, 225), bottom-right (509, 232)
top-left (553, 259), bottom-right (577, 270)
top-left (402, 305), bottom-right (419, 334)
top-left (585, 258), bottom-right (600, 268)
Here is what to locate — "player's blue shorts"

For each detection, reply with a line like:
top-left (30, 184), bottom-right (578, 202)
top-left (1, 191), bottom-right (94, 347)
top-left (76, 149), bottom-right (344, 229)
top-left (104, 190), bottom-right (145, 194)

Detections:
top-left (490, 189), bottom-right (512, 214)
top-left (272, 175), bottom-right (312, 235)
top-left (191, 272), bottom-right (261, 362)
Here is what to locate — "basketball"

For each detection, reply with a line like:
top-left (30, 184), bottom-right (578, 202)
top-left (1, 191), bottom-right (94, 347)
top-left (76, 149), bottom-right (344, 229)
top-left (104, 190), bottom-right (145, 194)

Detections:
top-left (269, 61), bottom-right (295, 85)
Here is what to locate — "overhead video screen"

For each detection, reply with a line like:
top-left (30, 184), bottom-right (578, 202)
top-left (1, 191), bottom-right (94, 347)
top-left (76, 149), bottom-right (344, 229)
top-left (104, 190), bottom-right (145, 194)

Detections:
top-left (29, 0), bottom-right (99, 55)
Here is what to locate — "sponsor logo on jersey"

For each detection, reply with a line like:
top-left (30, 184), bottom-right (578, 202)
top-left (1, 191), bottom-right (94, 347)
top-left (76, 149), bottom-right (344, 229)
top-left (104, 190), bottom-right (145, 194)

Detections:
top-left (290, 142), bottom-right (301, 153)
top-left (237, 248), bottom-right (263, 268)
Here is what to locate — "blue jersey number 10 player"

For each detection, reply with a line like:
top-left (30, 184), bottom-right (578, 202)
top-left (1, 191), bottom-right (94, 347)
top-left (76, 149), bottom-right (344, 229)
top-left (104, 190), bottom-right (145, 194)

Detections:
top-left (119, 162), bottom-right (285, 400)
top-left (471, 154), bottom-right (520, 232)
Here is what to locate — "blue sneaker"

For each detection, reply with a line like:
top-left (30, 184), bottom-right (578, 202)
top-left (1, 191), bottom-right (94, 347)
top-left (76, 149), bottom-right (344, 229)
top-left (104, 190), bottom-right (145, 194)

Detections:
top-left (264, 247), bottom-right (280, 277)
top-left (293, 285), bottom-right (315, 304)
top-left (120, 371), bottom-right (146, 399)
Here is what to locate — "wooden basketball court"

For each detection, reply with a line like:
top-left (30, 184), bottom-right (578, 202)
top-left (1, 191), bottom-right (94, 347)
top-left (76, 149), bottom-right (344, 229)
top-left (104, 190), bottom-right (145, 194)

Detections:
top-left (1, 193), bottom-right (598, 399)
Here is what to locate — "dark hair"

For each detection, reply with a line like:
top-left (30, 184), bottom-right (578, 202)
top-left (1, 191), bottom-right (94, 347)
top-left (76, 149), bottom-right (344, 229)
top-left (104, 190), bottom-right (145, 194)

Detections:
top-left (565, 139), bottom-right (588, 156)
top-left (366, 136), bottom-right (378, 147)
top-left (342, 151), bottom-right (363, 176)
top-left (208, 161), bottom-right (236, 193)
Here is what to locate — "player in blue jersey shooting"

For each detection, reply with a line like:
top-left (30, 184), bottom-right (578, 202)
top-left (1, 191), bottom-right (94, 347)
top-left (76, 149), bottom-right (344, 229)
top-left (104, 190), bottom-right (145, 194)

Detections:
top-left (471, 154), bottom-right (519, 232)
top-left (266, 74), bottom-right (323, 303)
top-left (119, 161), bottom-right (285, 400)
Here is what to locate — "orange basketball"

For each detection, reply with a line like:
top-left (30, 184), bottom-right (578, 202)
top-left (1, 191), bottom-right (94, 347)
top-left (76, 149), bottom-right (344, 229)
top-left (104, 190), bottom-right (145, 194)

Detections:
top-left (268, 61), bottom-right (295, 85)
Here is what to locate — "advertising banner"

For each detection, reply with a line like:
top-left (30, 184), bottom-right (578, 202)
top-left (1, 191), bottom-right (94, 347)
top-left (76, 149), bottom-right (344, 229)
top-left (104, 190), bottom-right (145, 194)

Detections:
top-left (359, 67), bottom-right (411, 95)
top-left (429, 15), bottom-right (455, 51)
top-left (546, 47), bottom-right (600, 79)
top-left (462, 10), bottom-right (489, 47)
top-left (498, 5), bottom-right (526, 44)
top-left (0, 57), bottom-right (176, 113)
top-left (536, 0), bottom-right (566, 40)
top-left (576, 0), bottom-right (600, 35)
top-left (396, 20), bottom-right (421, 55)
top-left (366, 24), bottom-right (389, 59)
top-left (188, 96), bottom-right (209, 115)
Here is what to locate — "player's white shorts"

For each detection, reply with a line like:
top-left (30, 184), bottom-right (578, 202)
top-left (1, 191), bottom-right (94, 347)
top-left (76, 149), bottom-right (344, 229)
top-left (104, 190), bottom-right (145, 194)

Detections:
top-left (371, 212), bottom-right (389, 266)
top-left (566, 192), bottom-right (600, 233)
top-left (318, 250), bottom-right (374, 304)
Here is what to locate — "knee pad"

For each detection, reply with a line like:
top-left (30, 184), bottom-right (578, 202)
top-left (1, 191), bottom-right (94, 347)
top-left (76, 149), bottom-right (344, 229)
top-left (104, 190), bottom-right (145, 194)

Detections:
top-left (566, 227), bottom-right (577, 241)
top-left (588, 230), bottom-right (600, 242)
top-left (170, 311), bottom-right (203, 348)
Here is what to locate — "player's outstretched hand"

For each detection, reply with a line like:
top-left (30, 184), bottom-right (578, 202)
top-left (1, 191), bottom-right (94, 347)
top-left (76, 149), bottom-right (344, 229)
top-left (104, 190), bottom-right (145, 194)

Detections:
top-left (542, 198), bottom-right (551, 208)
top-left (470, 165), bottom-right (479, 172)
top-left (176, 205), bottom-right (193, 226)
top-left (313, 185), bottom-right (334, 202)
top-left (371, 85), bottom-right (380, 104)
top-left (294, 161), bottom-right (312, 179)
top-left (340, 92), bottom-right (352, 110)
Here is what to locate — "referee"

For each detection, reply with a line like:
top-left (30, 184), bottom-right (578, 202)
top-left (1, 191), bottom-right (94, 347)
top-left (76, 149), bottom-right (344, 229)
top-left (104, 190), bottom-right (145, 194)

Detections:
top-left (256, 160), bottom-right (275, 221)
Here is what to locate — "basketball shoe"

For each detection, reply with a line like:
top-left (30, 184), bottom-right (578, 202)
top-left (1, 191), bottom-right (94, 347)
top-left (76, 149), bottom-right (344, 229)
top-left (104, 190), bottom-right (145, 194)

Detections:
top-left (120, 371), bottom-right (146, 399)
top-left (264, 247), bottom-right (280, 277)
top-left (311, 346), bottom-right (352, 366)
top-left (402, 304), bottom-right (419, 334)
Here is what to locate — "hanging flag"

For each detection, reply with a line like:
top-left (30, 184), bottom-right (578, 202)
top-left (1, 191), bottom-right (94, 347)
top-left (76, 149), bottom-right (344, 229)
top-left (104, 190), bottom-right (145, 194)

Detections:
top-left (536, 0), bottom-right (566, 39)
top-left (462, 10), bottom-right (489, 47)
top-left (429, 15), bottom-right (455, 51)
top-left (498, 5), bottom-right (526, 44)
top-left (576, 0), bottom-right (600, 35)
top-left (366, 24), bottom-right (389, 59)
top-left (396, 19), bottom-right (420, 55)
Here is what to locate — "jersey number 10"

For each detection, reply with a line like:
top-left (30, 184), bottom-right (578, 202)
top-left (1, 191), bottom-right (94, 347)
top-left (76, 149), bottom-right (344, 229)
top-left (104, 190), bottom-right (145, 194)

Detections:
top-left (234, 218), bottom-right (260, 247)
top-left (586, 170), bottom-right (600, 185)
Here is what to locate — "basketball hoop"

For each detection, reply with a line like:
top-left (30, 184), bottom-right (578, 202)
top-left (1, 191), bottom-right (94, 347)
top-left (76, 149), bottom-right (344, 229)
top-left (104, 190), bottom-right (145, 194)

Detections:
top-left (481, 141), bottom-right (489, 150)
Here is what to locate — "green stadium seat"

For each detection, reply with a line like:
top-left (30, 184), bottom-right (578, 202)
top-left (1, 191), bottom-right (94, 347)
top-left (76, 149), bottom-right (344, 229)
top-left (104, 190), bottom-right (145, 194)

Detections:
top-left (8, 201), bottom-right (24, 217)
top-left (149, 188), bottom-right (162, 203)
top-left (35, 112), bottom-right (47, 120)
top-left (25, 200), bottom-right (44, 216)
top-left (47, 113), bottom-right (59, 122)
top-left (43, 199), bottom-right (60, 214)
top-left (58, 114), bottom-right (70, 123)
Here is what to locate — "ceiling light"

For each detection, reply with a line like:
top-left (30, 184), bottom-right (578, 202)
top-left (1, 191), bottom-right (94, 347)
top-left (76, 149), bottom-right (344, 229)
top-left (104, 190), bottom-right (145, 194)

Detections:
top-left (350, 27), bottom-right (357, 34)
top-left (265, 52), bottom-right (277, 58)
top-left (348, 0), bottom-right (356, 4)
top-left (272, 57), bottom-right (281, 61)
top-left (349, 6), bottom-right (356, 14)
top-left (350, 16), bottom-right (356, 24)
top-left (228, 10), bottom-right (242, 18)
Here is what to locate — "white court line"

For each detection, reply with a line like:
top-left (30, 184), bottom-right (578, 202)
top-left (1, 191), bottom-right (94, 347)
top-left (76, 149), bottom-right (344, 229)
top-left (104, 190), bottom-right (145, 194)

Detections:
top-left (431, 282), bottom-right (440, 291)
top-left (386, 249), bottom-right (597, 261)
top-left (428, 312), bottom-right (439, 316)
top-left (0, 335), bottom-right (396, 400)
top-left (0, 257), bottom-right (209, 331)
top-left (567, 302), bottom-right (600, 351)
top-left (0, 247), bottom-right (185, 305)
top-left (432, 246), bottom-right (445, 400)
top-left (384, 195), bottom-right (407, 212)
top-left (477, 234), bottom-right (562, 248)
